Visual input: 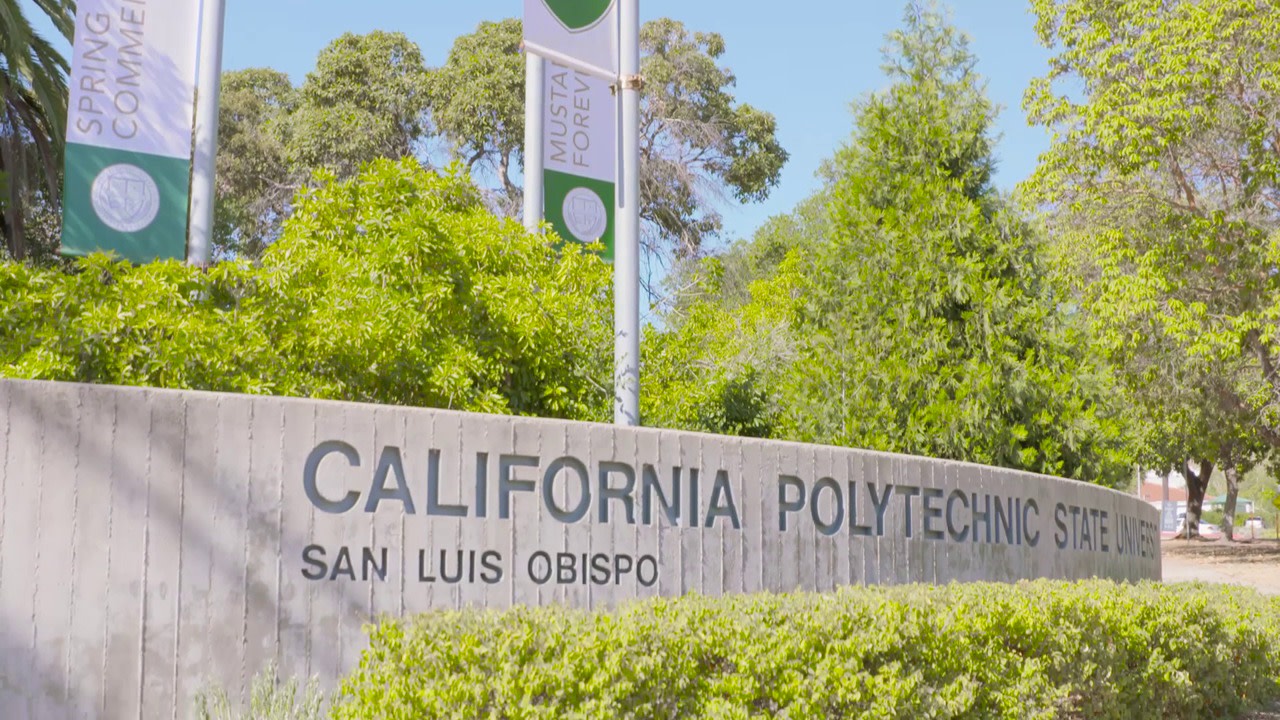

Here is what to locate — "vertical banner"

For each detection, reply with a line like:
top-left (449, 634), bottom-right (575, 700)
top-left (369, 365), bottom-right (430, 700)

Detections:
top-left (526, 0), bottom-right (635, 424)
top-left (524, 0), bottom-right (618, 79)
top-left (543, 63), bottom-right (617, 260)
top-left (62, 0), bottom-right (200, 263)
top-left (525, 0), bottom-right (620, 259)
top-left (1161, 500), bottom-right (1178, 534)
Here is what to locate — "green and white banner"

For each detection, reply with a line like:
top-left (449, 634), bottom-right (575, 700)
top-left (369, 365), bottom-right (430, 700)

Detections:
top-left (543, 62), bottom-right (617, 260)
top-left (62, 0), bottom-right (200, 263)
top-left (524, 0), bottom-right (618, 79)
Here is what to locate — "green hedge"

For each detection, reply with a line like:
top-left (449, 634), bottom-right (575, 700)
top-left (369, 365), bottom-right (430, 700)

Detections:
top-left (332, 581), bottom-right (1280, 719)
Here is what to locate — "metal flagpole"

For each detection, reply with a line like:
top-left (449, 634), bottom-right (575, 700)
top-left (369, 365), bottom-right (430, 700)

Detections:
top-left (614, 0), bottom-right (641, 426)
top-left (614, 1), bottom-right (640, 425)
top-left (188, 0), bottom-right (227, 267)
top-left (523, 51), bottom-right (545, 232)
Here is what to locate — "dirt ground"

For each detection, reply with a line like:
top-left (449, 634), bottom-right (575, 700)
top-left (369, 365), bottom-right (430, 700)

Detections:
top-left (1161, 538), bottom-right (1280, 596)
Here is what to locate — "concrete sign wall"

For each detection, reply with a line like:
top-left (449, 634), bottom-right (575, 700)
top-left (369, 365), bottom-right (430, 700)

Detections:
top-left (0, 380), bottom-right (1160, 718)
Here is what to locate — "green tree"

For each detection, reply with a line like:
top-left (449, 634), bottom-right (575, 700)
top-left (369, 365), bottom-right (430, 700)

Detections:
top-left (645, 5), bottom-right (1131, 485)
top-left (704, 192), bottom-right (828, 311)
top-left (785, 4), bottom-right (1130, 484)
top-left (0, 0), bottom-right (72, 261)
top-left (642, 191), bottom-right (826, 435)
top-left (642, 249), bottom-right (800, 437)
top-left (427, 19), bottom-right (525, 212)
top-left (214, 33), bottom-right (434, 259)
top-left (1103, 318), bottom-right (1263, 537)
top-left (214, 68), bottom-right (297, 258)
top-left (638, 19), bottom-right (787, 258)
top-left (1024, 0), bottom-right (1280, 530)
top-left (1, 160), bottom-right (613, 420)
top-left (289, 32), bottom-right (431, 179)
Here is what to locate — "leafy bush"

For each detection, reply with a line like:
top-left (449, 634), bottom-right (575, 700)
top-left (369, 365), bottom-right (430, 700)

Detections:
top-left (0, 160), bottom-right (614, 420)
top-left (333, 581), bottom-right (1280, 719)
top-left (194, 665), bottom-right (327, 720)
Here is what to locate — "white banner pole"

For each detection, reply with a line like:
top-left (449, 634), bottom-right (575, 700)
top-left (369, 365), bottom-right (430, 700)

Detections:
top-left (188, 0), bottom-right (227, 266)
top-left (614, 0), bottom-right (641, 426)
top-left (523, 51), bottom-right (545, 232)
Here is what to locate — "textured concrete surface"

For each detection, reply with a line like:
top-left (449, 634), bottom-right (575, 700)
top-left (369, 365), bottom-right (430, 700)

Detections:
top-left (0, 379), bottom-right (1161, 718)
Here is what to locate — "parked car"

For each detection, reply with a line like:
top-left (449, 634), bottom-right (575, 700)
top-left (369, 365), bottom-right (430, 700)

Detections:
top-left (1244, 516), bottom-right (1265, 531)
top-left (1175, 515), bottom-right (1222, 538)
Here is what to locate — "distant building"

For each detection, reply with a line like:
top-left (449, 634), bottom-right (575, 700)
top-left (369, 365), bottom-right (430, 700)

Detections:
top-left (1205, 495), bottom-right (1255, 514)
top-left (1139, 481), bottom-right (1187, 504)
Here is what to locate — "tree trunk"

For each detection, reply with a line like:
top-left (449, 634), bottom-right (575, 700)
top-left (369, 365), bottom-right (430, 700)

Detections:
top-left (498, 152), bottom-right (521, 216)
top-left (1223, 463), bottom-right (1240, 542)
top-left (0, 123), bottom-right (28, 261)
top-left (2, 193), bottom-right (25, 261)
top-left (1159, 468), bottom-right (1171, 532)
top-left (1177, 458), bottom-right (1214, 540)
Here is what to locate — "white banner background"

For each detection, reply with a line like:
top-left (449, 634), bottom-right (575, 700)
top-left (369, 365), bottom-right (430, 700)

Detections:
top-left (524, 0), bottom-right (619, 79)
top-left (543, 62), bottom-right (616, 183)
top-left (66, 0), bottom-right (200, 159)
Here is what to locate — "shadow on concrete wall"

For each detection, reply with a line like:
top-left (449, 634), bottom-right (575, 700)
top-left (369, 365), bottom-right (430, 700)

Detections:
top-left (0, 609), bottom-right (86, 720)
top-left (3, 384), bottom-right (375, 718)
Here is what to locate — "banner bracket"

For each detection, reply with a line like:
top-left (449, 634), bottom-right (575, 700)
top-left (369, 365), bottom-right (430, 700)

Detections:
top-left (612, 74), bottom-right (645, 95)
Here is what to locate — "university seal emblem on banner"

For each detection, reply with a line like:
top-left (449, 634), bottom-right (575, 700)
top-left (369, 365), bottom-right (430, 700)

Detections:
top-left (563, 187), bottom-right (608, 242)
top-left (90, 164), bottom-right (161, 233)
top-left (542, 0), bottom-right (614, 31)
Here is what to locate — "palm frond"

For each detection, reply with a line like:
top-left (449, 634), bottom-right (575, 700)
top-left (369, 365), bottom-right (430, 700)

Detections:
top-left (0, 0), bottom-right (73, 259)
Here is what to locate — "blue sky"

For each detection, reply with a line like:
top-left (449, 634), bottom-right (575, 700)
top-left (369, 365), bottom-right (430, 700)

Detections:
top-left (218, 1), bottom-right (1053, 246)
top-left (30, 0), bottom-right (1053, 246)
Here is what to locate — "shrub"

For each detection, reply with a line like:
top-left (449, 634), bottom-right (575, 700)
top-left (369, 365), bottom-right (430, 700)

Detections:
top-left (194, 665), bottom-right (327, 720)
top-left (333, 581), bottom-right (1280, 719)
top-left (0, 160), bottom-right (614, 420)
